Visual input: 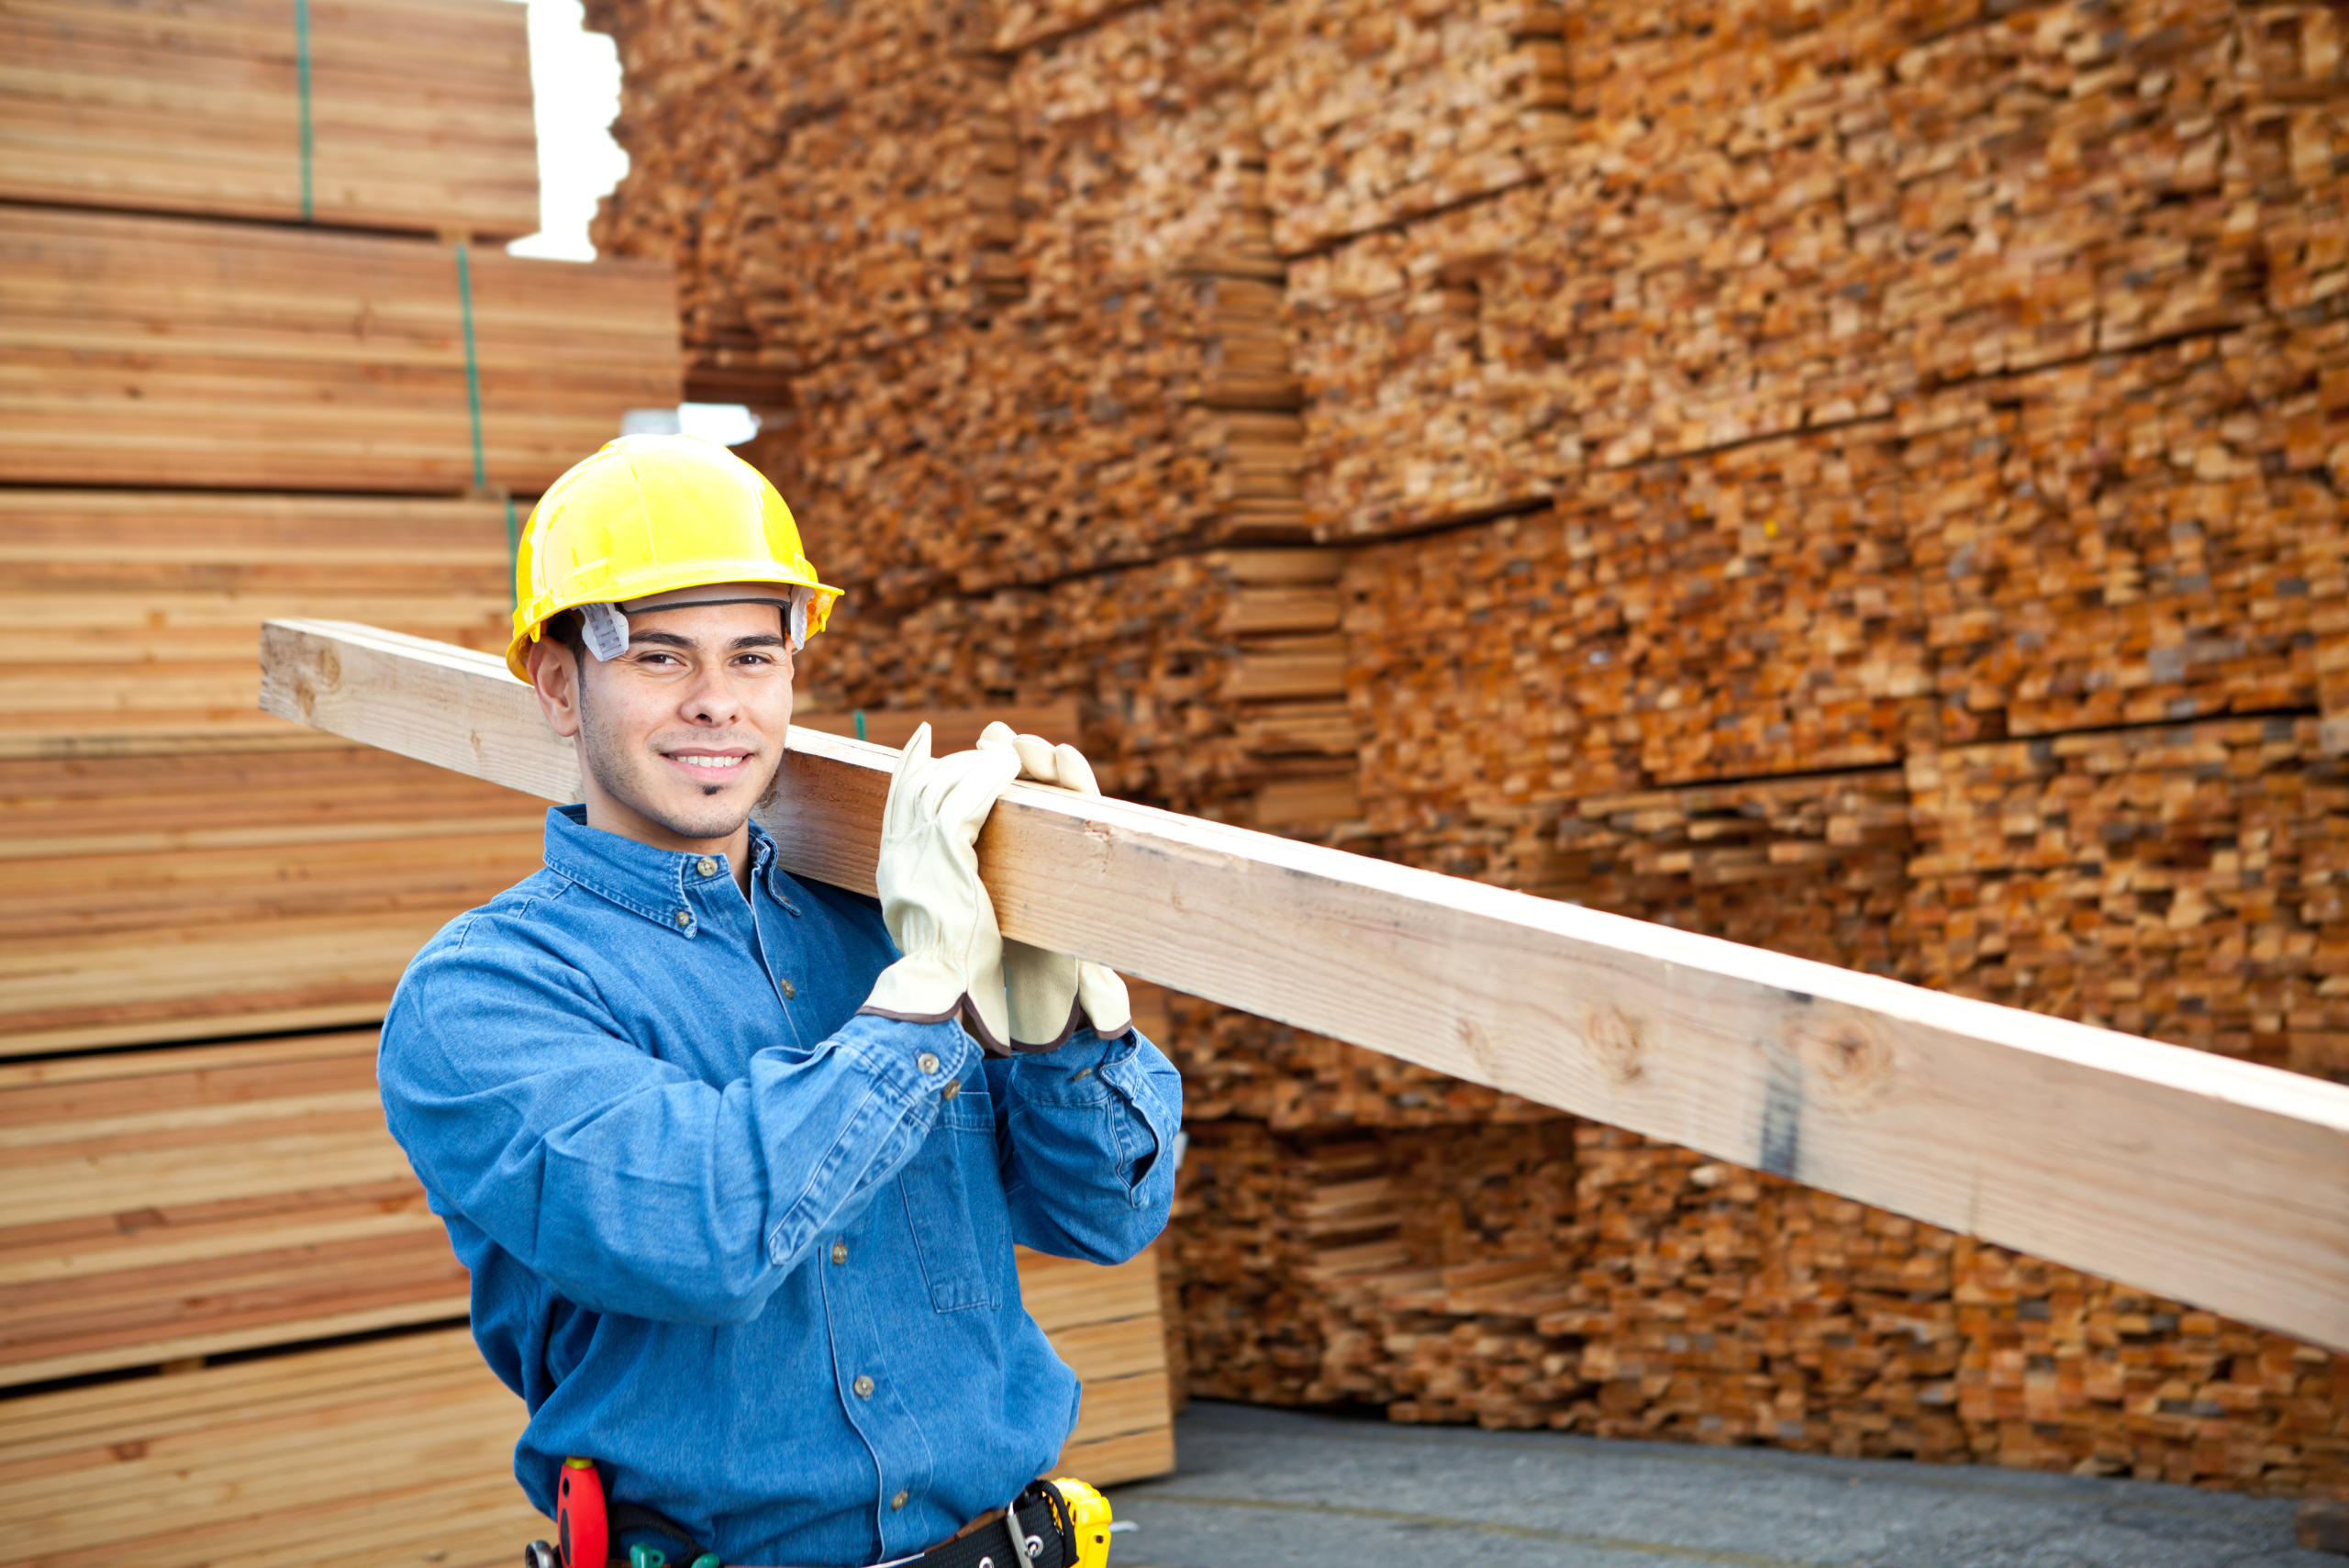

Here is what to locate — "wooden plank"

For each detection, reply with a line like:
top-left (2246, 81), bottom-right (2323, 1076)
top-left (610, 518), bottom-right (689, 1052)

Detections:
top-left (260, 617), bottom-right (2349, 1354)
top-left (0, 0), bottom-right (540, 236)
top-left (0, 209), bottom-right (679, 494)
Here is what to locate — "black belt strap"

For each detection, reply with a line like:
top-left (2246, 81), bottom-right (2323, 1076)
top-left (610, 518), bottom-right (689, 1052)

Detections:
top-left (607, 1480), bottom-right (1075, 1568)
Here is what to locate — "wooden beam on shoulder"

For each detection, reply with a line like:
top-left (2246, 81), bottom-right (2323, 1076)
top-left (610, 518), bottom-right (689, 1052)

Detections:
top-left (259, 618), bottom-right (2349, 1353)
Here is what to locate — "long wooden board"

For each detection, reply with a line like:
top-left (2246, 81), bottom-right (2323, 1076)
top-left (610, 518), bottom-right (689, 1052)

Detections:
top-left (259, 617), bottom-right (2349, 1353)
top-left (0, 208), bottom-right (679, 493)
top-left (1, 0), bottom-right (540, 237)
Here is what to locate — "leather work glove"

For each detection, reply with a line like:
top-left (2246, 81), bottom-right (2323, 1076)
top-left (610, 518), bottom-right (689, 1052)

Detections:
top-left (974, 721), bottom-right (1133, 1051)
top-left (859, 723), bottom-right (1021, 1055)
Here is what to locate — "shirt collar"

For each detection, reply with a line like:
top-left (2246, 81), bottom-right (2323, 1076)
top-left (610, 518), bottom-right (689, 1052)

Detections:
top-left (541, 806), bottom-right (797, 933)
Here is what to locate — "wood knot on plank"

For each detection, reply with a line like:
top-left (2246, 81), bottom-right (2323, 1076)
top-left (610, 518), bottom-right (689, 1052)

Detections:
top-left (1583, 1005), bottom-right (1646, 1086)
top-left (1789, 1012), bottom-right (1895, 1112)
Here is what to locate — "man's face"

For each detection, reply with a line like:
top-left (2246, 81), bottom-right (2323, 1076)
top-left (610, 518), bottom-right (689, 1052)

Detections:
top-left (529, 590), bottom-right (796, 852)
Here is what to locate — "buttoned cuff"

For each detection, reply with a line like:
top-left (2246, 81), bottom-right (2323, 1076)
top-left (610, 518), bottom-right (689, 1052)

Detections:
top-left (832, 1014), bottom-right (975, 1106)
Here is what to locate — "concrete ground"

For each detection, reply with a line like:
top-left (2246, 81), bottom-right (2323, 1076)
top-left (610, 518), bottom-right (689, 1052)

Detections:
top-left (1105, 1402), bottom-right (2332, 1568)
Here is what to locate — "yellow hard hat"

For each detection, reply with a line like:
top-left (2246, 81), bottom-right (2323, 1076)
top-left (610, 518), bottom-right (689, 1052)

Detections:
top-left (507, 434), bottom-right (841, 680)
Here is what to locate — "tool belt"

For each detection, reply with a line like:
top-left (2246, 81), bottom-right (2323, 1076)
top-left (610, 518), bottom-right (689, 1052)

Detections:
top-left (533, 1478), bottom-right (1081, 1568)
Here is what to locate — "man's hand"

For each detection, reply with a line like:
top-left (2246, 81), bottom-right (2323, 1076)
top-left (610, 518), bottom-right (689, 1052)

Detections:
top-left (975, 722), bottom-right (1133, 1051)
top-left (860, 723), bottom-right (1021, 1053)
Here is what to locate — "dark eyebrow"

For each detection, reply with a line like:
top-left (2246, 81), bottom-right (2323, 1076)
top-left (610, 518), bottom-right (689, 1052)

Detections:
top-left (626, 630), bottom-right (789, 652)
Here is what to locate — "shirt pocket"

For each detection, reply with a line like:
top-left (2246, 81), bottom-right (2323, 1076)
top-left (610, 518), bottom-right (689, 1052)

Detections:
top-left (896, 1084), bottom-right (1008, 1312)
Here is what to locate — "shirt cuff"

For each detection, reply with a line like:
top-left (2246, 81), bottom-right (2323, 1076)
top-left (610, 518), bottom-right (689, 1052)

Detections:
top-left (830, 1013), bottom-right (975, 1105)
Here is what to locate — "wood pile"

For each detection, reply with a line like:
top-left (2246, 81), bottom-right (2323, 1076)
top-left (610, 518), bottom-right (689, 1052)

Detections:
top-left (0, 1032), bottom-right (468, 1385)
top-left (589, 0), bottom-right (1310, 615)
top-left (0, 1329), bottom-right (541, 1568)
top-left (1283, 0), bottom-right (2294, 538)
top-left (573, 0), bottom-right (2349, 1499)
top-left (1251, 0), bottom-right (1570, 256)
top-left (1908, 717), bottom-right (2349, 1080)
top-left (804, 549), bottom-right (1356, 828)
top-left (0, 207), bottom-right (679, 493)
top-left (5, 490), bottom-right (516, 756)
top-left (2, 0), bottom-right (540, 237)
top-left (1161, 1109), bottom-right (2349, 1483)
top-left (0, 749), bottom-right (546, 1055)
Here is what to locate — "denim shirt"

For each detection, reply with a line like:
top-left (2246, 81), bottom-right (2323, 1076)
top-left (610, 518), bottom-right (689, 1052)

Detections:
top-left (378, 806), bottom-right (1182, 1567)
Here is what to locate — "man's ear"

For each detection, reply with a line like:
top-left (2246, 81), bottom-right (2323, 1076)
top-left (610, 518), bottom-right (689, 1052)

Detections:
top-left (527, 639), bottom-right (584, 741)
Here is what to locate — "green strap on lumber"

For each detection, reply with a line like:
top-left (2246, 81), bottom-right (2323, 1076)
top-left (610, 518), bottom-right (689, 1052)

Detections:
top-left (455, 241), bottom-right (487, 491)
top-left (295, 0), bottom-right (313, 221)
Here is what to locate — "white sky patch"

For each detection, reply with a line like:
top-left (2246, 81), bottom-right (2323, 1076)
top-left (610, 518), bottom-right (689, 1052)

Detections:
top-left (505, 0), bottom-right (629, 262)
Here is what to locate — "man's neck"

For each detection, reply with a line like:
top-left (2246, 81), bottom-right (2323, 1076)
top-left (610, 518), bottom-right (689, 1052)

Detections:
top-left (579, 789), bottom-right (755, 895)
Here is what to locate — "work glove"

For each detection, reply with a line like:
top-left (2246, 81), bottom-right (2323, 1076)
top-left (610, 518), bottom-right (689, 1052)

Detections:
top-left (974, 721), bottom-right (1133, 1051)
top-left (859, 723), bottom-right (1021, 1055)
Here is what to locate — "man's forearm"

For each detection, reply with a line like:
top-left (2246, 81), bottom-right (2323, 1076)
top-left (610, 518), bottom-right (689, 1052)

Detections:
top-left (992, 1030), bottom-right (1182, 1263)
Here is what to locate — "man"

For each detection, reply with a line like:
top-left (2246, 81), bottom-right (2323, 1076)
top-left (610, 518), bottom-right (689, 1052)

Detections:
top-left (378, 435), bottom-right (1182, 1567)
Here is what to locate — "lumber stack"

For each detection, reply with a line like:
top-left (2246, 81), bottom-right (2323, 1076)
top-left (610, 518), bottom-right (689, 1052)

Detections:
top-left (803, 549), bottom-right (1354, 827)
top-left (589, 0), bottom-right (1317, 611)
top-left (0, 207), bottom-right (678, 494)
top-left (573, 0), bottom-right (2349, 1502)
top-left (1, 0), bottom-right (540, 237)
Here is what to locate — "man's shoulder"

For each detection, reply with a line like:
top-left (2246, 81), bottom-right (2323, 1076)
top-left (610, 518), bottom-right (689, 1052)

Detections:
top-left (419, 864), bottom-right (581, 955)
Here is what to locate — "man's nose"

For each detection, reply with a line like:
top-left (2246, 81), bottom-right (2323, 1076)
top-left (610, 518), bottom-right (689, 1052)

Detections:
top-left (680, 668), bottom-right (743, 725)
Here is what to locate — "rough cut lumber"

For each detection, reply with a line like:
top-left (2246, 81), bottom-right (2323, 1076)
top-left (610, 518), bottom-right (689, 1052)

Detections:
top-left (0, 1327), bottom-right (540, 1568)
top-left (1, 0), bottom-right (540, 237)
top-left (0, 1030), bottom-right (467, 1386)
top-left (1163, 1115), bottom-right (2349, 1485)
top-left (807, 550), bottom-right (1355, 829)
top-left (5, 489), bottom-right (516, 758)
top-left (0, 747), bottom-right (548, 1056)
top-left (0, 206), bottom-right (679, 494)
top-left (260, 617), bottom-right (2349, 1355)
top-left (1281, 0), bottom-right (2319, 540)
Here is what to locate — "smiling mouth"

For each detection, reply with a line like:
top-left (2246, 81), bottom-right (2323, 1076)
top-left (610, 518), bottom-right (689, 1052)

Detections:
top-left (663, 751), bottom-right (754, 788)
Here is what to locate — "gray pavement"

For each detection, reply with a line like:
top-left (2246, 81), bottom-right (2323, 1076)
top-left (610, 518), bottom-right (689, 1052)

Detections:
top-left (1104, 1402), bottom-right (2329, 1568)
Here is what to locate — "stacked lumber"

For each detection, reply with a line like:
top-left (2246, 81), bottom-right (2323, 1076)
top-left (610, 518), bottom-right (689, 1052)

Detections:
top-left (0, 1032), bottom-right (466, 1386)
top-left (590, 0), bottom-right (1308, 612)
top-left (1, 0), bottom-right (540, 237)
top-left (1019, 1247), bottom-right (1180, 1481)
top-left (1906, 717), bottom-right (2349, 1080)
top-left (1, 483), bottom-right (547, 1054)
top-left (1341, 427), bottom-right (1928, 837)
top-left (5, 490), bottom-right (515, 756)
top-left (1250, 0), bottom-right (1570, 256)
top-left (1909, 328), bottom-right (2341, 744)
top-left (805, 549), bottom-right (1355, 828)
top-left (1163, 1114), bottom-right (2349, 1485)
top-left (0, 206), bottom-right (680, 493)
top-left (0, 749), bottom-right (548, 1055)
top-left (0, 1329), bottom-right (540, 1568)
top-left (1283, 0), bottom-right (2267, 538)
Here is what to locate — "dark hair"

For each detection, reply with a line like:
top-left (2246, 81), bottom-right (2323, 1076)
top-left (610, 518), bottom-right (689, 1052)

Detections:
top-left (541, 607), bottom-right (585, 662)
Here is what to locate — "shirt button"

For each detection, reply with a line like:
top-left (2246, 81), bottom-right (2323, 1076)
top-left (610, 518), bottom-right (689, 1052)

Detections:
top-left (916, 1052), bottom-right (941, 1074)
top-left (830, 1240), bottom-right (848, 1265)
top-left (890, 1491), bottom-right (909, 1512)
top-left (674, 910), bottom-right (692, 929)
top-left (696, 856), bottom-right (719, 878)
top-left (941, 1079), bottom-right (961, 1102)
top-left (852, 1374), bottom-right (875, 1399)
top-left (780, 978), bottom-right (797, 1000)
